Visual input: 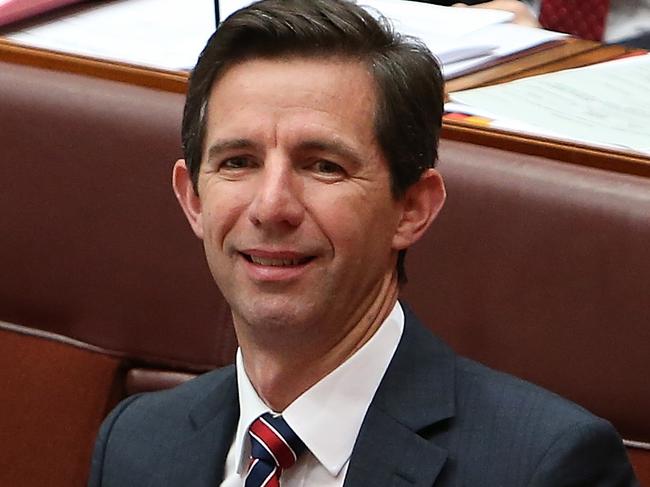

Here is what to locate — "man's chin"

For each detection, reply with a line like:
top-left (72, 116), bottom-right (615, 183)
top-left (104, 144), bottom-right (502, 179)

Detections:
top-left (233, 301), bottom-right (317, 333)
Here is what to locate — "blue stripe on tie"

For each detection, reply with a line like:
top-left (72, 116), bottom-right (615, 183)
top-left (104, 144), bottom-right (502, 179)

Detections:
top-left (262, 413), bottom-right (306, 456)
top-left (249, 431), bottom-right (277, 465)
top-left (244, 458), bottom-right (276, 487)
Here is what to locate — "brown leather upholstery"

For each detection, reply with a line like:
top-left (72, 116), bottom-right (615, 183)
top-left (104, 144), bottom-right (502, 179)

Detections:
top-left (628, 448), bottom-right (650, 485)
top-left (0, 322), bottom-right (123, 487)
top-left (125, 368), bottom-right (198, 395)
top-left (0, 60), bottom-right (236, 371)
top-left (1, 60), bottom-right (648, 482)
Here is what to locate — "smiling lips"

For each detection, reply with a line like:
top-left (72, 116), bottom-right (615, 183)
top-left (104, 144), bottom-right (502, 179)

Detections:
top-left (247, 254), bottom-right (312, 267)
top-left (240, 250), bottom-right (315, 282)
top-left (241, 250), bottom-right (315, 267)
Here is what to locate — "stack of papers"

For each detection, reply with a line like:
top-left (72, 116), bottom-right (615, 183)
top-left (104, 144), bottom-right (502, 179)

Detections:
top-left (447, 54), bottom-right (650, 155)
top-left (4, 0), bottom-right (565, 77)
top-left (221, 0), bottom-right (567, 78)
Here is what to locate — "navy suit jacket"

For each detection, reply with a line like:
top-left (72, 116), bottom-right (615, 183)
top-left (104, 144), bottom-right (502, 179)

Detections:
top-left (89, 305), bottom-right (638, 486)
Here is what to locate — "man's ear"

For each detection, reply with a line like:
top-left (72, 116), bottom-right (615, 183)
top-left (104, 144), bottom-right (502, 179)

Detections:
top-left (392, 168), bottom-right (446, 250)
top-left (172, 159), bottom-right (204, 239)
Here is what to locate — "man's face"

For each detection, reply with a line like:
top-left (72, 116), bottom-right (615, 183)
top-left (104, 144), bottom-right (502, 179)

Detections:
top-left (174, 57), bottom-right (440, 345)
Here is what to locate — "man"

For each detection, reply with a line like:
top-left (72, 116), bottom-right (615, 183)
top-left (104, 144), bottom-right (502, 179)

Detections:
top-left (88, 1), bottom-right (638, 485)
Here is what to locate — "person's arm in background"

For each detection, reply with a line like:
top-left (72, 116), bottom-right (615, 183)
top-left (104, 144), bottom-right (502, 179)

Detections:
top-left (452, 0), bottom-right (540, 27)
top-left (440, 0), bottom-right (650, 48)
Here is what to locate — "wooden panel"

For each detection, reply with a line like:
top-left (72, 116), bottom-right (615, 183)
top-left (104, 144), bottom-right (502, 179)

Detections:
top-left (0, 38), bottom-right (188, 93)
top-left (441, 120), bottom-right (650, 178)
top-left (499, 43), bottom-right (640, 82)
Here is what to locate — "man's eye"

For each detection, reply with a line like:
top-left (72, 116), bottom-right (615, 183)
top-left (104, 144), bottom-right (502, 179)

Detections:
top-left (220, 157), bottom-right (252, 170)
top-left (312, 160), bottom-right (345, 176)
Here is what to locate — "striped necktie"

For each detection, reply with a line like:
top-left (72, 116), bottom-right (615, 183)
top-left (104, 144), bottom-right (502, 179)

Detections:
top-left (245, 412), bottom-right (306, 487)
top-left (539, 0), bottom-right (610, 42)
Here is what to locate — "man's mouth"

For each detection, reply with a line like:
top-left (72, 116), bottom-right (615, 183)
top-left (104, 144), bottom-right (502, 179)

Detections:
top-left (241, 253), bottom-right (314, 267)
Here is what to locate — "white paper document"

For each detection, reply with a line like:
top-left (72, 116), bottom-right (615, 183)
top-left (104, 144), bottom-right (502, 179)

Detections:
top-left (5, 0), bottom-right (561, 77)
top-left (5, 0), bottom-right (216, 71)
top-left (442, 23), bottom-right (566, 78)
top-left (448, 55), bottom-right (650, 155)
top-left (358, 0), bottom-right (513, 66)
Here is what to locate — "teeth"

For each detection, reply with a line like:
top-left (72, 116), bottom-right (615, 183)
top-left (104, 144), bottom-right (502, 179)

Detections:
top-left (250, 256), bottom-right (305, 266)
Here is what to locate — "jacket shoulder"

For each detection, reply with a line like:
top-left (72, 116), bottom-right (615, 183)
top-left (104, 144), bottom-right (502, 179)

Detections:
top-left (455, 355), bottom-right (597, 425)
top-left (447, 356), bottom-right (637, 485)
top-left (88, 365), bottom-right (236, 487)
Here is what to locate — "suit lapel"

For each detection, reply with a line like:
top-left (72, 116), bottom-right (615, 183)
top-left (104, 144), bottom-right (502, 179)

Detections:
top-left (157, 367), bottom-right (239, 487)
top-left (344, 304), bottom-right (456, 487)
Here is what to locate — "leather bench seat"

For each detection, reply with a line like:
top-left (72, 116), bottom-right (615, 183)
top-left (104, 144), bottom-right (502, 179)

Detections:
top-left (0, 60), bottom-right (234, 371)
top-left (0, 322), bottom-right (123, 487)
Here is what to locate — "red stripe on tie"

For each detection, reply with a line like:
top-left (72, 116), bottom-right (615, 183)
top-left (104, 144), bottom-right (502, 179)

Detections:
top-left (249, 418), bottom-right (296, 469)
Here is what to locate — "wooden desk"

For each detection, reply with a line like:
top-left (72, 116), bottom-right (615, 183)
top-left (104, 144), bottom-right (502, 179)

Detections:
top-left (443, 39), bottom-right (650, 178)
top-left (1, 36), bottom-right (648, 177)
top-left (445, 38), bottom-right (639, 92)
top-left (0, 38), bottom-right (188, 93)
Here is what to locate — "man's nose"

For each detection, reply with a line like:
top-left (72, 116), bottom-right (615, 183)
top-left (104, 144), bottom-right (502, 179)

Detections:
top-left (247, 159), bottom-right (305, 228)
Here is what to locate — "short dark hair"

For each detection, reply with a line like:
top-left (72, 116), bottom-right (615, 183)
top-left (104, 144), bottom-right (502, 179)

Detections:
top-left (181, 0), bottom-right (444, 281)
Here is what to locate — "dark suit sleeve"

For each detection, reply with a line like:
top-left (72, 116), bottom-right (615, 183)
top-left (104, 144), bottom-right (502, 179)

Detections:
top-left (87, 394), bottom-right (143, 487)
top-left (527, 418), bottom-right (639, 487)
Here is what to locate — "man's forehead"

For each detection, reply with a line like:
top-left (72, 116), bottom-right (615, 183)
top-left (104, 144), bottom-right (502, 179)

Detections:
top-left (199, 55), bottom-right (383, 167)
top-left (206, 54), bottom-right (375, 104)
top-left (203, 56), bottom-right (378, 133)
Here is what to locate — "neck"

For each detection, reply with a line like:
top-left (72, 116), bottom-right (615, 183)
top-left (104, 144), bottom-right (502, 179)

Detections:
top-left (237, 273), bottom-right (399, 411)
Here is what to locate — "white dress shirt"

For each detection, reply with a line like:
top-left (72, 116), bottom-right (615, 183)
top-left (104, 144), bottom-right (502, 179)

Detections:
top-left (220, 301), bottom-right (405, 486)
top-left (523, 0), bottom-right (650, 42)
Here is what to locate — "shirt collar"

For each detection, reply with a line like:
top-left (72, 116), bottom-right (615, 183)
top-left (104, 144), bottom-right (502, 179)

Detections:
top-left (233, 301), bottom-right (404, 476)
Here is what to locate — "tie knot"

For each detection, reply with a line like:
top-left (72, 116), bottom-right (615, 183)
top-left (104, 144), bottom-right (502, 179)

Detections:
top-left (248, 412), bottom-right (306, 470)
